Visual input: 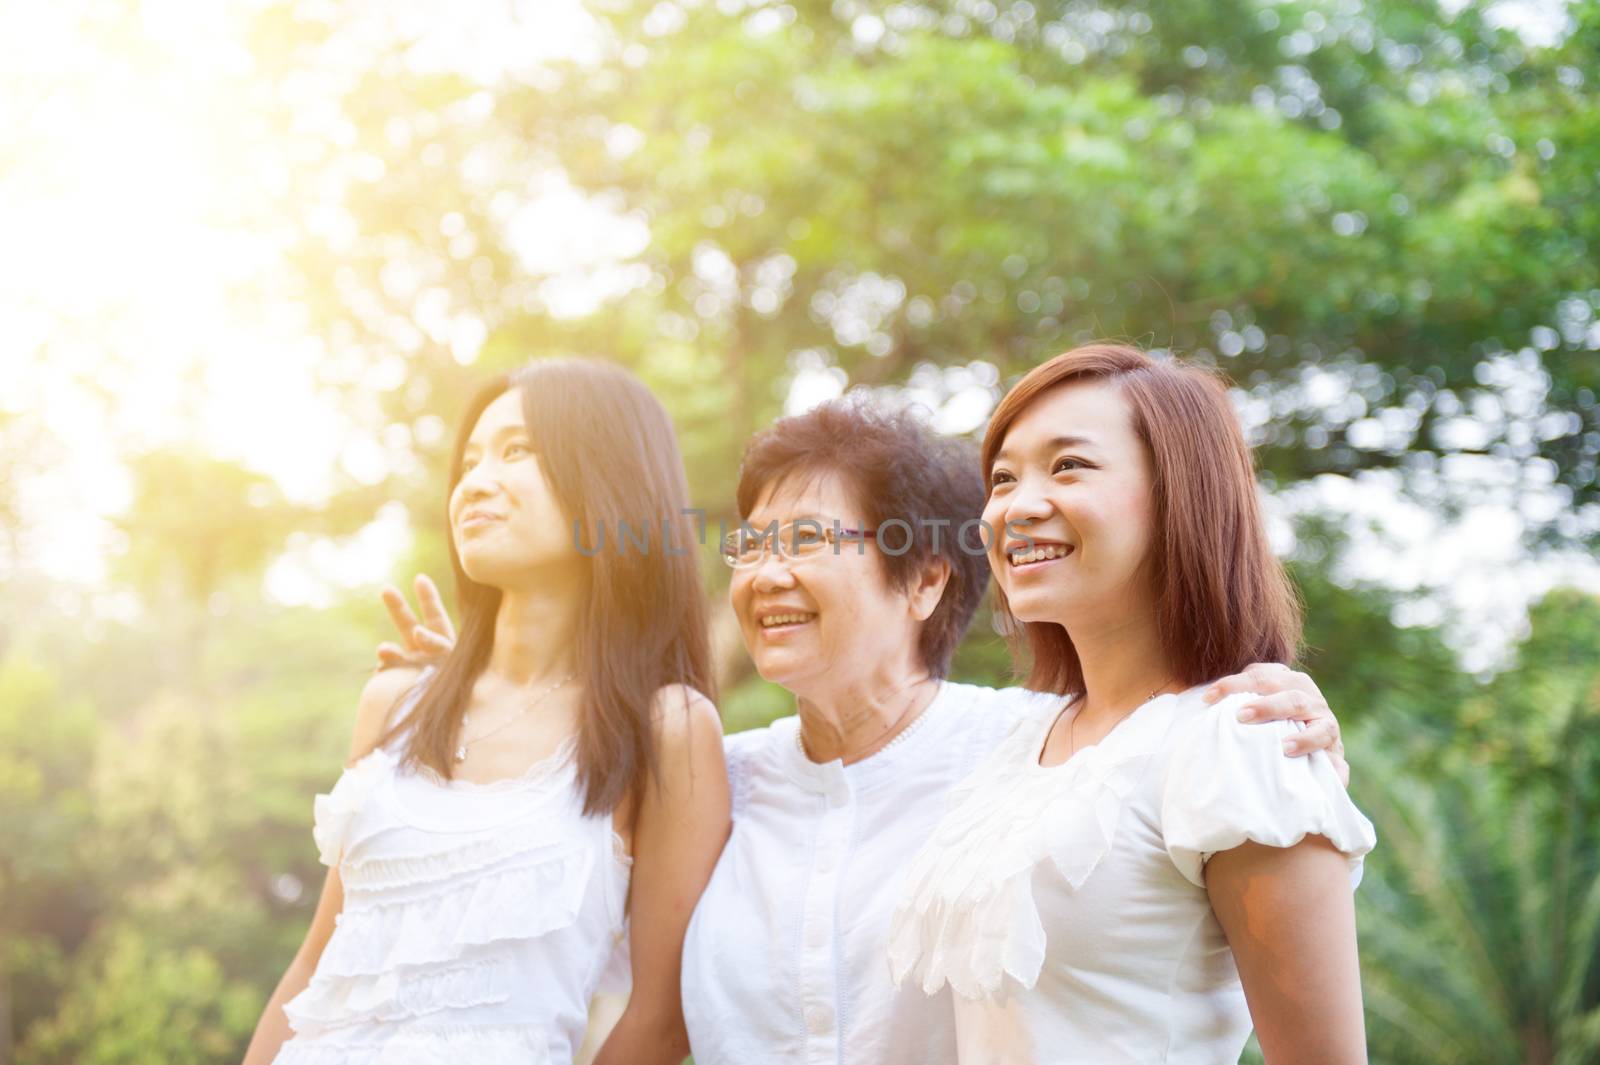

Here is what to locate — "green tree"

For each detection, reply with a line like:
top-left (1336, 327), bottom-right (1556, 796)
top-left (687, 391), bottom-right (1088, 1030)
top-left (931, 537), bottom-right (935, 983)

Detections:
top-left (245, 0), bottom-right (1599, 551)
top-left (1352, 590), bottom-right (1600, 1064)
top-left (17, 930), bottom-right (260, 1065)
top-left (0, 648), bottom-right (99, 1063)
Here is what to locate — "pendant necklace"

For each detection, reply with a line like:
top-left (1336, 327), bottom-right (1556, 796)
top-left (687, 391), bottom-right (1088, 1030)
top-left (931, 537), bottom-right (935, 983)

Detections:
top-left (455, 672), bottom-right (575, 763)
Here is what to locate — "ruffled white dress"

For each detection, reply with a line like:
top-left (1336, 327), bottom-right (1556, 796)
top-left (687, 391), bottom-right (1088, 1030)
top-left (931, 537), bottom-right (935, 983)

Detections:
top-left (272, 721), bottom-right (631, 1065)
top-left (888, 686), bottom-right (1375, 1064)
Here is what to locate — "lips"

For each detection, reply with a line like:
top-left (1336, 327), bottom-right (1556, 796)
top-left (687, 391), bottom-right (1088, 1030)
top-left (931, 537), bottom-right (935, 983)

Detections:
top-left (459, 510), bottom-right (504, 531)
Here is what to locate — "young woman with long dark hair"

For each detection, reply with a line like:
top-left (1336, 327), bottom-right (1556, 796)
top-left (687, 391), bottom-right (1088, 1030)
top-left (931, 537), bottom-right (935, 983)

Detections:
top-left (244, 359), bottom-right (729, 1065)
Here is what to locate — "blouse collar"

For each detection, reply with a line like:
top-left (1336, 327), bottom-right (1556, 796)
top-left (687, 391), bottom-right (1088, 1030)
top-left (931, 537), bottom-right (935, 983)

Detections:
top-left (776, 681), bottom-right (957, 795)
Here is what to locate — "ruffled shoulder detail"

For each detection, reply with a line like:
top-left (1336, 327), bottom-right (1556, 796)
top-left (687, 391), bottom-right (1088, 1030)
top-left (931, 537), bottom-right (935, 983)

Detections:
top-left (888, 694), bottom-right (1167, 1000)
top-left (1160, 692), bottom-right (1376, 888)
top-left (311, 749), bottom-right (393, 867)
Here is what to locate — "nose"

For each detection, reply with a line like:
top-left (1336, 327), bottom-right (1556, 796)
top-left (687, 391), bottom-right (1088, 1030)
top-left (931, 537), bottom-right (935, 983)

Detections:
top-left (455, 463), bottom-right (498, 505)
top-left (749, 551), bottom-right (797, 595)
top-left (1001, 473), bottom-right (1054, 531)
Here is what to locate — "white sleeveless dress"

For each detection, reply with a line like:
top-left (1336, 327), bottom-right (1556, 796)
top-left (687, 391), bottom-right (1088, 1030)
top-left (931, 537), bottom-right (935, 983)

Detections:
top-left (272, 709), bottom-right (632, 1065)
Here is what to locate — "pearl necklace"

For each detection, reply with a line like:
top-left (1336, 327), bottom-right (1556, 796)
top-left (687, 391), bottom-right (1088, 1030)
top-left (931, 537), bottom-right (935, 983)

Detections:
top-left (455, 672), bottom-right (575, 763)
top-left (795, 682), bottom-right (940, 763)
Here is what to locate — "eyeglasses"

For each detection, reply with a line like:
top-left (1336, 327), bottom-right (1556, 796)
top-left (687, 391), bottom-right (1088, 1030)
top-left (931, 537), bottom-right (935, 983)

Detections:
top-left (720, 520), bottom-right (878, 569)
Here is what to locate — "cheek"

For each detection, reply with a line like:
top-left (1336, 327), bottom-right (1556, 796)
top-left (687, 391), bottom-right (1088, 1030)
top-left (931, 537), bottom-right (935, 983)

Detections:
top-left (728, 573), bottom-right (754, 619)
top-left (979, 496), bottom-right (1008, 558)
top-left (979, 495), bottom-right (1006, 537)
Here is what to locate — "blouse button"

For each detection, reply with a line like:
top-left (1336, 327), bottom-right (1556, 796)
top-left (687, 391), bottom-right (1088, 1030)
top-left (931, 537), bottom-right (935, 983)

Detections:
top-left (806, 1004), bottom-right (833, 1031)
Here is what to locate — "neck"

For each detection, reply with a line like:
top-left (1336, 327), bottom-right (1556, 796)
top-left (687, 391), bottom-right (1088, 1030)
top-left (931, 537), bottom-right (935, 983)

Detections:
top-left (487, 574), bottom-right (582, 685)
top-left (1066, 598), bottom-right (1178, 726)
top-left (794, 655), bottom-right (937, 766)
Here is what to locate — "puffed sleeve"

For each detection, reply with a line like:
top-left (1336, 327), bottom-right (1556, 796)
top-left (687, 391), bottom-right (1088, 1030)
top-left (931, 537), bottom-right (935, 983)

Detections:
top-left (1161, 692), bottom-right (1375, 889)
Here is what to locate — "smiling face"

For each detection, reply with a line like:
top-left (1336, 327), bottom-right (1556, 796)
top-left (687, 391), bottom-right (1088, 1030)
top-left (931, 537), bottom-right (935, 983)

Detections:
top-left (729, 469), bottom-right (940, 698)
top-left (982, 379), bottom-right (1157, 629)
top-left (447, 388), bottom-right (578, 589)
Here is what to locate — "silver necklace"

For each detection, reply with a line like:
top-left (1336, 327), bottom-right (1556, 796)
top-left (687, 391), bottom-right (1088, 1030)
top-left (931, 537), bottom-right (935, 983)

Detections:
top-left (1065, 679), bottom-right (1173, 759)
top-left (795, 680), bottom-right (938, 763)
top-left (455, 672), bottom-right (575, 763)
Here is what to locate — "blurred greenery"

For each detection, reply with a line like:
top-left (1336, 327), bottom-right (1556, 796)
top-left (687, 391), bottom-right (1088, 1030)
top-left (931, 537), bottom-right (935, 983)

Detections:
top-left (4, 0), bottom-right (1599, 1062)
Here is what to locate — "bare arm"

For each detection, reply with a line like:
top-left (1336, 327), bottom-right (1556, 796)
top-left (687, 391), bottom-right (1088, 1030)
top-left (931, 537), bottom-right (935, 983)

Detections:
top-left (1205, 837), bottom-right (1368, 1065)
top-left (240, 864), bottom-right (345, 1065)
top-left (1203, 663), bottom-right (1351, 786)
top-left (592, 686), bottom-right (731, 1065)
top-left (241, 667), bottom-right (423, 1064)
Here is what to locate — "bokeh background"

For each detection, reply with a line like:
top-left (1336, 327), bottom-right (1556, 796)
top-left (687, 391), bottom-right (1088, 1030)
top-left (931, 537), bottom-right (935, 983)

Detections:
top-left (3, 0), bottom-right (1599, 1062)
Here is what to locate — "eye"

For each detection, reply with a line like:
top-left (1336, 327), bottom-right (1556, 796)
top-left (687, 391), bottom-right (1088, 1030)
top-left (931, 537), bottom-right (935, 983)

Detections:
top-left (789, 523), bottom-right (827, 552)
top-left (460, 453), bottom-right (480, 473)
top-left (989, 469), bottom-right (1015, 489)
top-left (504, 440), bottom-right (531, 460)
top-left (1053, 457), bottom-right (1084, 474)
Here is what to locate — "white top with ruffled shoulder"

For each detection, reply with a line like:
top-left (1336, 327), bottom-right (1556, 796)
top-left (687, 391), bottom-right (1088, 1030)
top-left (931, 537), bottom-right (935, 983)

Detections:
top-left (888, 684), bottom-right (1376, 1065)
top-left (273, 684), bottom-right (631, 1065)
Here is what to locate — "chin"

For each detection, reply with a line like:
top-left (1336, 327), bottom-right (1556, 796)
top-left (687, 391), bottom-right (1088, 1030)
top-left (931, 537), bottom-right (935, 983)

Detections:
top-left (457, 553), bottom-right (516, 590)
top-left (749, 650), bottom-right (812, 690)
top-left (1003, 589), bottom-right (1069, 626)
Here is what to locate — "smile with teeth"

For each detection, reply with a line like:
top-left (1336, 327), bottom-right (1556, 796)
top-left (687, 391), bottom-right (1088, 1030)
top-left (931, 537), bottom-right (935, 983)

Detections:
top-left (760, 612), bottom-right (817, 628)
top-left (1008, 543), bottom-right (1073, 567)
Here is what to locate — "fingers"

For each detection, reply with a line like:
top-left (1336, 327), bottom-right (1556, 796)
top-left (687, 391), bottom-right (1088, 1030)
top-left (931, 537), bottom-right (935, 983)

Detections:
top-left (414, 626), bottom-right (454, 655)
top-left (1232, 690), bottom-right (1317, 724)
top-left (382, 584), bottom-right (421, 643)
top-left (416, 574), bottom-right (455, 642)
top-left (376, 642), bottom-right (411, 669)
top-left (1281, 718), bottom-right (1340, 758)
top-left (1201, 661), bottom-right (1290, 703)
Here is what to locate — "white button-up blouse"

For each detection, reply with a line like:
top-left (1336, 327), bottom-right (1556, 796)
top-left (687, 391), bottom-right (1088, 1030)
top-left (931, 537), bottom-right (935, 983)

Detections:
top-left (681, 682), bottom-right (1060, 1065)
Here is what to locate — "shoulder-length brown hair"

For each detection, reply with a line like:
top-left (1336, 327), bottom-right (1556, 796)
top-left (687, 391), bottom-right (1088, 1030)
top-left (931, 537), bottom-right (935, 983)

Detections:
top-left (383, 358), bottom-right (715, 815)
top-left (981, 342), bottom-right (1301, 695)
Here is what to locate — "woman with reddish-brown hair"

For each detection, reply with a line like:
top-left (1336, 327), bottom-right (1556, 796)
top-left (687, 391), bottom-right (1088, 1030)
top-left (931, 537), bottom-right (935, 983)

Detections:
top-left (890, 342), bottom-right (1374, 1064)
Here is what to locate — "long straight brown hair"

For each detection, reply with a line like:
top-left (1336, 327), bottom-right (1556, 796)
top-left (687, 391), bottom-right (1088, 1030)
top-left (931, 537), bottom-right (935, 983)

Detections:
top-left (382, 359), bottom-right (716, 815)
top-left (981, 342), bottom-right (1301, 695)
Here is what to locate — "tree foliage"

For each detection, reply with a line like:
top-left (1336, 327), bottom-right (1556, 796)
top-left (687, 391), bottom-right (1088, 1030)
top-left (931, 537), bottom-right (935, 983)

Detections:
top-left (248, 0), bottom-right (1600, 546)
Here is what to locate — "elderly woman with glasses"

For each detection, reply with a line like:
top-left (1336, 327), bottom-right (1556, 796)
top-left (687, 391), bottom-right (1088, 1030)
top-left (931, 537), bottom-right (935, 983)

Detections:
top-left (377, 397), bottom-right (1350, 1065)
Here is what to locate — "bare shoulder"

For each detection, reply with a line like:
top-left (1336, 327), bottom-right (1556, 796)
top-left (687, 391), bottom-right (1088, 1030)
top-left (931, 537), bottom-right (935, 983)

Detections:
top-left (637, 685), bottom-right (728, 829)
top-left (650, 684), bottom-right (720, 733)
top-left (648, 684), bottom-right (726, 771)
top-left (349, 665), bottom-right (426, 763)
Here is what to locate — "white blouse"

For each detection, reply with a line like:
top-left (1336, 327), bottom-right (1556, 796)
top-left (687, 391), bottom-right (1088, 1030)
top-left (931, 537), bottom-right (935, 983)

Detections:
top-left (275, 723), bottom-right (631, 1065)
top-left (681, 682), bottom-right (1061, 1065)
top-left (889, 686), bottom-right (1376, 1065)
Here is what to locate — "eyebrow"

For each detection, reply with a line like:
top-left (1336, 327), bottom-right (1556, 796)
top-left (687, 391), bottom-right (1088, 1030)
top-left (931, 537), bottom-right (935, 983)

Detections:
top-left (991, 434), bottom-right (1096, 464)
top-left (740, 512), bottom-right (828, 529)
top-left (463, 424), bottom-right (530, 452)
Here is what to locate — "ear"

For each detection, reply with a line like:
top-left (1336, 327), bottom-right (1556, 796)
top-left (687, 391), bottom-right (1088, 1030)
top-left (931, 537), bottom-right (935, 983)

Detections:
top-left (907, 557), bottom-right (952, 622)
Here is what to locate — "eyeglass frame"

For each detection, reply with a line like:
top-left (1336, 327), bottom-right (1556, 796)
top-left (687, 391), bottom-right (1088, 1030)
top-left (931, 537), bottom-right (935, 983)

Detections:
top-left (719, 519), bottom-right (879, 569)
